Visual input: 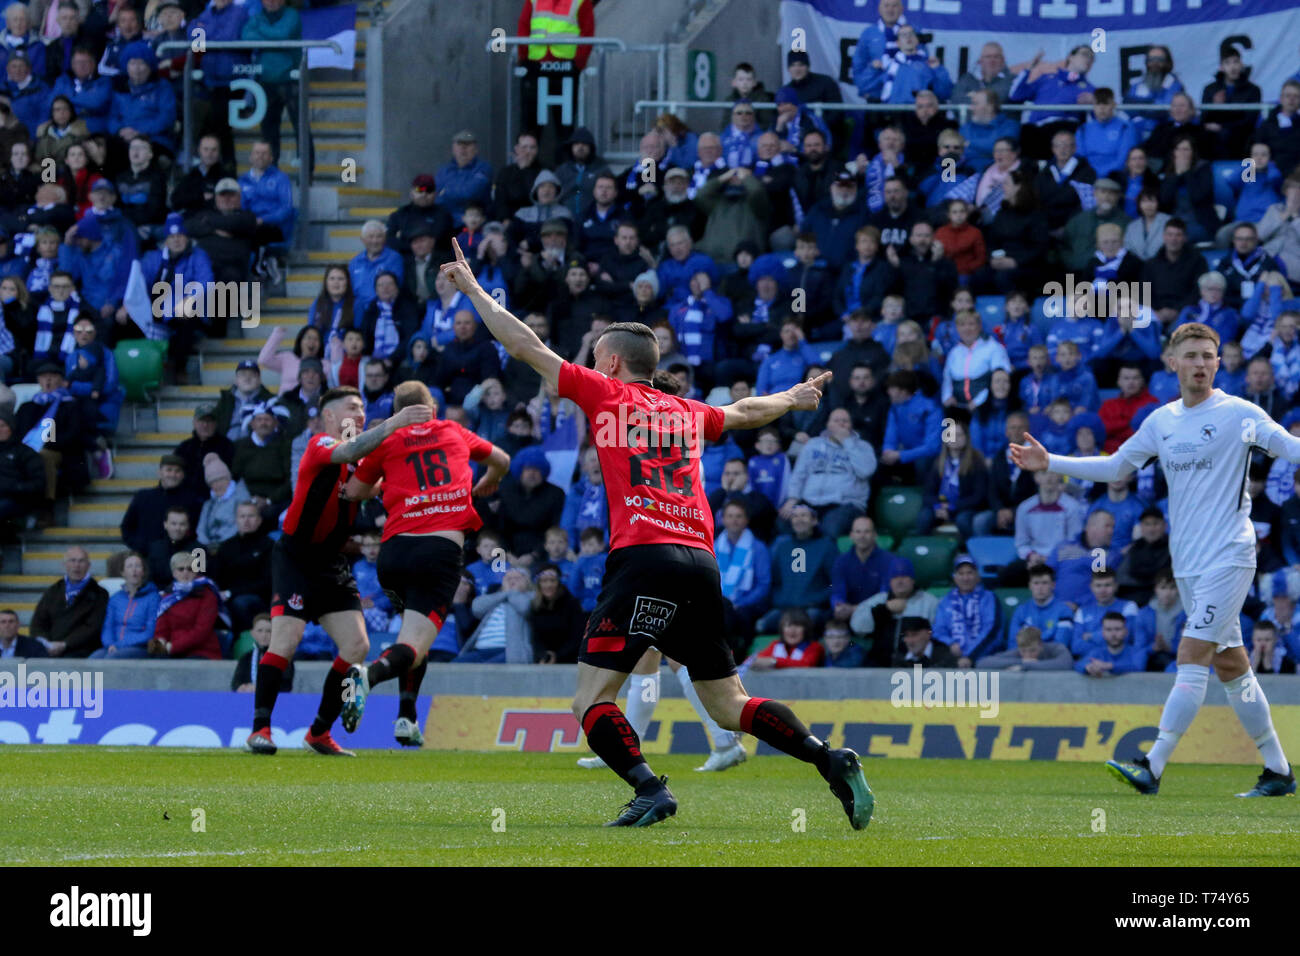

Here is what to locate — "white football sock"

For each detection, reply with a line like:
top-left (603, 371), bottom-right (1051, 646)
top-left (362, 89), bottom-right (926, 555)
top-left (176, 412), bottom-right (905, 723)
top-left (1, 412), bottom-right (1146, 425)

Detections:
top-left (675, 666), bottom-right (735, 751)
top-left (1221, 672), bottom-right (1291, 776)
top-left (1147, 664), bottom-right (1210, 779)
top-left (625, 671), bottom-right (660, 740)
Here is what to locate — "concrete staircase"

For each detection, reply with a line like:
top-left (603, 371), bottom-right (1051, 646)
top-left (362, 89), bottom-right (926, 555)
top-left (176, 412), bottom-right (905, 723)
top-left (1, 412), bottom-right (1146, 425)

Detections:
top-left (2, 4), bottom-right (395, 631)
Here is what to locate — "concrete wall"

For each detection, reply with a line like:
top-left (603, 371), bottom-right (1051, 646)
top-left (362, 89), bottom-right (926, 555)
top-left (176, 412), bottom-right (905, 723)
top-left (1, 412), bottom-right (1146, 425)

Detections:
top-left (6, 660), bottom-right (1299, 705)
top-left (673, 0), bottom-right (784, 107)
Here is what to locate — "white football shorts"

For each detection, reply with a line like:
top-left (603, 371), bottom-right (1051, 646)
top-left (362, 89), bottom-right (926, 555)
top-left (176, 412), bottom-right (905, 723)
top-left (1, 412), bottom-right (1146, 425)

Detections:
top-left (1176, 565), bottom-right (1255, 650)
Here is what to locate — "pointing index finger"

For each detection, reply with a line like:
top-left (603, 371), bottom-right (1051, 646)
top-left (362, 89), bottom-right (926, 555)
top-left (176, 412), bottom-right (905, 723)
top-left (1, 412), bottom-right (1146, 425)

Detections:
top-left (452, 237), bottom-right (466, 264)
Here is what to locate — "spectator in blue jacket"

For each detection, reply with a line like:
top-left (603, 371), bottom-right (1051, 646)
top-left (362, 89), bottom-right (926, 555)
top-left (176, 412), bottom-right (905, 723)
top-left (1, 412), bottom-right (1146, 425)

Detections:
top-left (657, 224), bottom-right (718, 305)
top-left (560, 446), bottom-right (608, 551)
top-left (1069, 569), bottom-right (1141, 656)
top-left (772, 85), bottom-right (830, 154)
top-left (567, 526), bottom-right (607, 613)
top-left (880, 368), bottom-right (942, 483)
top-left (349, 219), bottom-right (404, 316)
top-left (1042, 341), bottom-right (1100, 413)
top-left (716, 499), bottom-right (771, 640)
top-left (805, 173), bottom-right (867, 272)
top-left (869, 25), bottom-right (952, 106)
top-left (1045, 311), bottom-right (1103, 366)
top-left (63, 315), bottom-right (119, 445)
top-left (933, 553), bottom-right (1001, 665)
top-left (53, 49), bottom-right (112, 135)
top-left (5, 50), bottom-right (51, 136)
top-left (193, 0), bottom-right (249, 165)
top-left (1006, 45), bottom-right (1096, 157)
top-left (1076, 89), bottom-right (1138, 184)
top-left (1008, 563), bottom-right (1075, 647)
top-left (758, 502), bottom-right (837, 632)
top-left (239, 140), bottom-right (295, 247)
top-left (851, 0), bottom-right (921, 101)
top-left (109, 42), bottom-right (175, 153)
top-left (959, 90), bottom-right (1020, 171)
top-left (434, 129), bottom-right (492, 228)
top-left (821, 621), bottom-right (866, 668)
top-left (1123, 45), bottom-right (1183, 141)
top-left (139, 214), bottom-right (215, 381)
top-left (1094, 301), bottom-right (1163, 379)
top-left (1088, 478), bottom-right (1145, 550)
top-left (756, 317), bottom-right (822, 395)
top-left (91, 551), bottom-right (158, 658)
top-left (1134, 571), bottom-right (1185, 671)
top-left (1074, 611), bottom-right (1147, 675)
top-left (0, 3), bottom-right (46, 80)
top-left (58, 213), bottom-right (129, 327)
top-left (668, 270), bottom-right (732, 375)
top-left (1173, 271), bottom-right (1240, 346)
top-left (830, 515), bottom-right (894, 625)
top-left (1050, 510), bottom-right (1121, 608)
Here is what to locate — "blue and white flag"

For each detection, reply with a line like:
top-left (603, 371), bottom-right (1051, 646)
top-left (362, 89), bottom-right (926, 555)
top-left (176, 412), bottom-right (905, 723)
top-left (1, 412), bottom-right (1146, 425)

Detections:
top-left (124, 259), bottom-right (157, 341)
top-left (302, 4), bottom-right (357, 72)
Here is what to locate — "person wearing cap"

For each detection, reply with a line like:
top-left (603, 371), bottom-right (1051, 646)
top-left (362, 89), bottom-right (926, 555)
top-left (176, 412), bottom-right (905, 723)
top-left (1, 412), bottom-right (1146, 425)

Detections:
top-left (1061, 177), bottom-right (1130, 272)
top-left (169, 133), bottom-right (233, 214)
top-left (196, 450), bottom-right (250, 547)
top-left (890, 615), bottom-right (956, 667)
top-left (120, 453), bottom-right (202, 555)
top-left (782, 48), bottom-right (841, 120)
top-left (348, 219), bottom-right (404, 315)
top-left (933, 553), bottom-right (1001, 666)
top-left (5, 47), bottom-right (53, 139)
top-left (108, 41), bottom-right (174, 153)
top-left (51, 47), bottom-right (112, 136)
top-left (83, 174), bottom-right (141, 263)
top-left (1076, 88), bottom-right (1139, 189)
top-left (511, 216), bottom-right (571, 314)
top-left (386, 172), bottom-right (451, 257)
top-left (183, 176), bottom-right (258, 287)
top-left (434, 129), bottom-right (492, 228)
top-left (231, 400), bottom-right (293, 519)
top-left (174, 402), bottom-right (235, 499)
top-left (637, 162), bottom-right (699, 250)
top-left (136, 211), bottom-right (214, 382)
top-left (57, 212), bottom-right (131, 327)
top-left (241, 0), bottom-right (310, 172)
top-left (215, 359), bottom-right (272, 441)
top-left (490, 131), bottom-right (544, 222)
top-left (192, 0), bottom-right (250, 165)
top-left (150, 0), bottom-right (191, 90)
top-left (402, 224), bottom-right (442, 304)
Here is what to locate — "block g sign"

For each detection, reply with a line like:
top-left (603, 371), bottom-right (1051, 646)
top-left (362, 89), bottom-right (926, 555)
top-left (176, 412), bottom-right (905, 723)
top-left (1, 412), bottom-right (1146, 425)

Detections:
top-left (228, 77), bottom-right (268, 130)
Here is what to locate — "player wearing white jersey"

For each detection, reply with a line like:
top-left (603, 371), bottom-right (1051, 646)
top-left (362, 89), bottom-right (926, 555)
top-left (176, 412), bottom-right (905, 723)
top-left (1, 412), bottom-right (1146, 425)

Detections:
top-left (1013, 323), bottom-right (1296, 797)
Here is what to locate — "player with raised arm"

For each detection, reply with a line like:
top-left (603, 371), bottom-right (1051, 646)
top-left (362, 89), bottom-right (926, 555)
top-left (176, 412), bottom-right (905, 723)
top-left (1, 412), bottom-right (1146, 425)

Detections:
top-left (245, 387), bottom-right (433, 756)
top-left (1012, 322), bottom-right (1296, 797)
top-left (442, 238), bottom-right (874, 829)
top-left (336, 379), bottom-right (510, 744)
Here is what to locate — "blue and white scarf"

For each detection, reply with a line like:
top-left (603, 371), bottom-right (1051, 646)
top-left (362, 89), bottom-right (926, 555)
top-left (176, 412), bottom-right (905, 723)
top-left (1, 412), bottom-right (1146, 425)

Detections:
top-left (24, 387), bottom-right (68, 450)
top-left (64, 573), bottom-right (89, 606)
top-left (689, 157), bottom-right (728, 199)
top-left (156, 575), bottom-right (228, 629)
top-left (716, 528), bottom-right (756, 600)
top-left (942, 588), bottom-right (987, 653)
top-left (33, 296), bottom-right (81, 361)
top-left (372, 299), bottom-right (399, 360)
top-left (1092, 248), bottom-right (1127, 288)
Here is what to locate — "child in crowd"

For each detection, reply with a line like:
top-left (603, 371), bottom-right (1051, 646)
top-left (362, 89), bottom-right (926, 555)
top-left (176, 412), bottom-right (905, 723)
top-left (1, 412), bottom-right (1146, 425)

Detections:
top-left (232, 614), bottom-right (294, 692)
top-left (995, 290), bottom-right (1039, 371)
top-left (568, 526), bottom-right (608, 613)
top-left (1019, 343), bottom-right (1052, 413)
top-left (1042, 340), bottom-right (1100, 414)
top-left (933, 199), bottom-right (986, 279)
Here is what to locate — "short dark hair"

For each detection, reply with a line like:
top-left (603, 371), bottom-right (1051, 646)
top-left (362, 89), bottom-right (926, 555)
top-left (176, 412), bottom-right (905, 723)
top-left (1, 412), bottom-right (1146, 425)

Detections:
top-left (1165, 217), bottom-right (1188, 233)
top-left (1092, 568), bottom-right (1117, 581)
top-left (1140, 507), bottom-right (1165, 522)
top-left (722, 499), bottom-right (750, 519)
top-left (1254, 619), bottom-right (1277, 633)
top-left (885, 370), bottom-right (918, 393)
top-left (0, 607), bottom-right (18, 618)
top-left (1027, 563), bottom-right (1055, 581)
top-left (597, 321), bottom-right (659, 378)
top-left (579, 526), bottom-right (605, 545)
top-left (165, 505), bottom-right (190, 520)
top-left (320, 386), bottom-right (362, 410)
top-left (1101, 610), bottom-right (1127, 625)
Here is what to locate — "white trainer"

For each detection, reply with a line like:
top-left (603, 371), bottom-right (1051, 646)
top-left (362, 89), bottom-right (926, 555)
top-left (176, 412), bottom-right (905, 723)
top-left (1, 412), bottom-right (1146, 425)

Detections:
top-left (393, 717), bottom-right (424, 747)
top-left (695, 742), bottom-right (748, 772)
top-left (576, 755), bottom-right (607, 769)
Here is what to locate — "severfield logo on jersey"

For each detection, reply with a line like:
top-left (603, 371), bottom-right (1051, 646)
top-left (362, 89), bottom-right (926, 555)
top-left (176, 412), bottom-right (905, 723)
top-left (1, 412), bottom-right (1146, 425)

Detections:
top-left (1168, 457), bottom-right (1213, 473)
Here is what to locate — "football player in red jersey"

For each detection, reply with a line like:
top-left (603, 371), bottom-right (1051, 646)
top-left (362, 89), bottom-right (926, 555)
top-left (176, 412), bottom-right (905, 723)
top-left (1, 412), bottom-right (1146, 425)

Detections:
top-left (245, 387), bottom-right (433, 757)
top-left (442, 239), bottom-right (874, 829)
top-left (335, 379), bottom-right (510, 744)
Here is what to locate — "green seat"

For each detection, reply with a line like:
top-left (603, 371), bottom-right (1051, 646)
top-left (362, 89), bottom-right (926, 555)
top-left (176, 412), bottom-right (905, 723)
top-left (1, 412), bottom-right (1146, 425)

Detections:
top-left (230, 630), bottom-right (255, 662)
top-left (114, 340), bottom-right (165, 403)
top-left (927, 585), bottom-right (950, 599)
top-left (748, 634), bottom-right (778, 657)
top-left (840, 532), bottom-right (896, 553)
top-left (995, 588), bottom-right (1032, 637)
top-left (874, 487), bottom-right (923, 539)
top-left (837, 535), bottom-right (852, 553)
top-left (877, 533), bottom-right (894, 552)
top-left (895, 535), bottom-right (958, 588)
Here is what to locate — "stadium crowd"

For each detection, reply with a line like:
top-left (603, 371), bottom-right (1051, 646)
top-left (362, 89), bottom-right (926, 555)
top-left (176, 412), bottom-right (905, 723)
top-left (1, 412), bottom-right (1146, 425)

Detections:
top-left (3, 2), bottom-right (1300, 677)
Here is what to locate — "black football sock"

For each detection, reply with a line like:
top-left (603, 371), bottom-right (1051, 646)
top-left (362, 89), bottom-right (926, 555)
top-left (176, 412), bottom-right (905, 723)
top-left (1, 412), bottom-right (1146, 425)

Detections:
top-left (367, 642), bottom-right (416, 687)
top-left (581, 702), bottom-right (659, 789)
top-left (398, 658), bottom-right (427, 721)
top-left (740, 697), bottom-right (831, 776)
top-left (309, 656), bottom-right (351, 737)
top-left (252, 652), bottom-right (288, 732)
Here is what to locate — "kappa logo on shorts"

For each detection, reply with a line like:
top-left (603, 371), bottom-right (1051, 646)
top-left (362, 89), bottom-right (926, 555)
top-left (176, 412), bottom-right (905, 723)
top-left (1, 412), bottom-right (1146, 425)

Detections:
top-left (594, 616), bottom-right (617, 633)
top-left (630, 595), bottom-right (677, 640)
top-left (288, 593), bottom-right (304, 611)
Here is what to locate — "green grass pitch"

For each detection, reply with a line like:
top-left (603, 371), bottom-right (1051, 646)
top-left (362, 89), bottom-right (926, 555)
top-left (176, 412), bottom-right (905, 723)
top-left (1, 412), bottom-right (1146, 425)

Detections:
top-left (2, 748), bottom-right (1296, 866)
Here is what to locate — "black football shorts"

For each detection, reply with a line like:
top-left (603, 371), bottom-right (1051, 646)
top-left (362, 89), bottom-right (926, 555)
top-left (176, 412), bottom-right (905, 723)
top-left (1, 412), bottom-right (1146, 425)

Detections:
top-left (377, 534), bottom-right (462, 626)
top-left (270, 538), bottom-right (361, 622)
top-left (580, 543), bottom-right (736, 681)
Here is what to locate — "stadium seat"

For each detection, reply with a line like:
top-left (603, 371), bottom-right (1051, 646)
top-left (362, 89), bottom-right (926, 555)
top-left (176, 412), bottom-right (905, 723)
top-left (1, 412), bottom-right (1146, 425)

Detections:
top-left (877, 533), bottom-right (894, 552)
top-left (10, 382), bottom-right (38, 409)
top-left (1098, 387), bottom-right (1120, 403)
top-left (874, 487), bottom-right (924, 539)
top-left (995, 588), bottom-right (1033, 636)
top-left (230, 631), bottom-right (255, 662)
top-left (975, 295), bottom-right (1002, 333)
top-left (1203, 248), bottom-right (1228, 273)
top-left (1030, 296), bottom-right (1053, 337)
top-left (837, 535), bottom-right (852, 552)
top-left (927, 585), bottom-right (950, 599)
top-left (749, 634), bottom-right (777, 657)
top-left (895, 535), bottom-right (958, 587)
top-left (114, 340), bottom-right (165, 404)
top-left (965, 536), bottom-right (1018, 580)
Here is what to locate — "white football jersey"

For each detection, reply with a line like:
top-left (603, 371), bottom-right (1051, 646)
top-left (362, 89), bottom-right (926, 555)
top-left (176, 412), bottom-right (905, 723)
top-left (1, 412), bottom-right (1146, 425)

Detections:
top-left (1053, 390), bottom-right (1296, 578)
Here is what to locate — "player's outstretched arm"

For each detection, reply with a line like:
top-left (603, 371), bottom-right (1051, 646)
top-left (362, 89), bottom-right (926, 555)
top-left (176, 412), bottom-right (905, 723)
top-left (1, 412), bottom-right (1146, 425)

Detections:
top-left (1011, 432), bottom-right (1137, 481)
top-left (721, 371), bottom-right (832, 432)
top-left (329, 403), bottom-right (433, 465)
top-left (440, 238), bottom-right (563, 388)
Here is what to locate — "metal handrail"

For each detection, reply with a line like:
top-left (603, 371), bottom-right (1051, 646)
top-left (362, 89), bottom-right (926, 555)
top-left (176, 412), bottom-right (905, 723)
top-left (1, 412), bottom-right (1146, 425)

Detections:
top-left (158, 38), bottom-right (344, 249)
top-left (483, 35), bottom-right (628, 53)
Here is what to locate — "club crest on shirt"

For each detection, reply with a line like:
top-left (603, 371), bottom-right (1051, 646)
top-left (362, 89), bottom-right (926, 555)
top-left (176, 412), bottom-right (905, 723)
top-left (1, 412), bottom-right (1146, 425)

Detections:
top-left (1200, 424), bottom-right (1217, 442)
